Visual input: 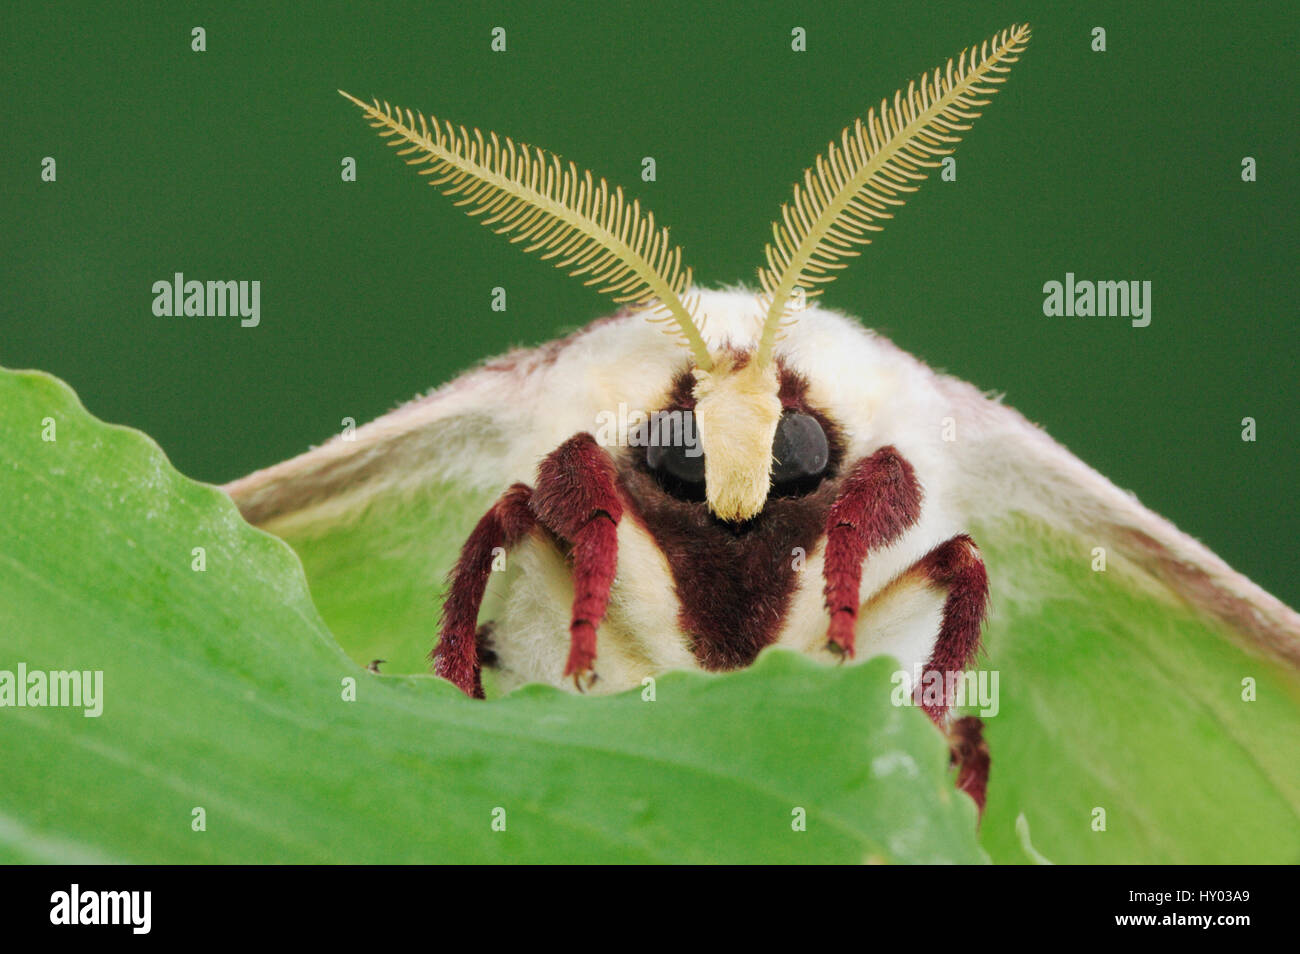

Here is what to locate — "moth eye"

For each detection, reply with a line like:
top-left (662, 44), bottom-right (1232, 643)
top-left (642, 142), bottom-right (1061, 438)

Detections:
top-left (771, 411), bottom-right (830, 490)
top-left (644, 409), bottom-right (706, 488)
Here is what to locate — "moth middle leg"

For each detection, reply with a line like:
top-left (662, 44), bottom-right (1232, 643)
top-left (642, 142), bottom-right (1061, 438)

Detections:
top-left (835, 534), bottom-right (993, 810)
top-left (435, 433), bottom-right (623, 697)
top-left (836, 532), bottom-right (991, 716)
top-left (434, 483), bottom-right (536, 698)
top-left (866, 536), bottom-right (992, 809)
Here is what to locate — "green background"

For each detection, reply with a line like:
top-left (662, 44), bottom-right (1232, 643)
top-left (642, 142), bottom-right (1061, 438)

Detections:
top-left (3, 0), bottom-right (1295, 609)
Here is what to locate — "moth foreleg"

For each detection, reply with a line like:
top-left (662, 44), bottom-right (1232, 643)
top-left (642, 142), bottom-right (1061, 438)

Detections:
top-left (434, 483), bottom-right (536, 698)
top-left (530, 433), bottom-right (624, 689)
top-left (822, 446), bottom-right (923, 656)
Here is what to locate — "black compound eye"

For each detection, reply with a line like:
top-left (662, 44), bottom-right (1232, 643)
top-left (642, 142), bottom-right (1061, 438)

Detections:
top-left (771, 411), bottom-right (829, 490)
top-left (644, 409), bottom-right (706, 489)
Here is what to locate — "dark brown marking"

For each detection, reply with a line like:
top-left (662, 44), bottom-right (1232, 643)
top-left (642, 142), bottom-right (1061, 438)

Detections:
top-left (617, 363), bottom-right (848, 670)
top-left (475, 623), bottom-right (498, 669)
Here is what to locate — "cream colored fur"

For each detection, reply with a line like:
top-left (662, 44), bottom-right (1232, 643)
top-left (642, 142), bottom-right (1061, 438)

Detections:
top-left (226, 288), bottom-right (1300, 694)
top-left (692, 353), bottom-right (782, 521)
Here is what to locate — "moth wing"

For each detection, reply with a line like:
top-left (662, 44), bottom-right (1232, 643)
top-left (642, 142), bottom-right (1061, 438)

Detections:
top-left (937, 373), bottom-right (1300, 863)
top-left (223, 345), bottom-right (562, 675)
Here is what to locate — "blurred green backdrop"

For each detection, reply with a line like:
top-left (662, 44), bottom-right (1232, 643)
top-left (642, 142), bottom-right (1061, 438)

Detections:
top-left (3, 1), bottom-right (1296, 607)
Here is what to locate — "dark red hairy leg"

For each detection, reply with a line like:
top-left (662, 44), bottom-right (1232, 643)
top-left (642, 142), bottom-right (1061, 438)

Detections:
top-left (821, 446), bottom-right (923, 656)
top-left (948, 716), bottom-right (990, 815)
top-left (915, 534), bottom-right (990, 721)
top-left (434, 483), bottom-right (536, 698)
top-left (911, 536), bottom-right (991, 814)
top-left (529, 433), bottom-right (624, 688)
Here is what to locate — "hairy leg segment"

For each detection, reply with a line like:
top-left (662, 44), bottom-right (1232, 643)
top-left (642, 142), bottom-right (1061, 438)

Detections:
top-left (435, 433), bottom-right (623, 697)
top-left (820, 445), bottom-right (992, 811)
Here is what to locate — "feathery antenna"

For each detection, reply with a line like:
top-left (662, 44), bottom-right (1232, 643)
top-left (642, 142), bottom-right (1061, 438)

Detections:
top-left (754, 23), bottom-right (1032, 365)
top-left (339, 91), bottom-right (713, 369)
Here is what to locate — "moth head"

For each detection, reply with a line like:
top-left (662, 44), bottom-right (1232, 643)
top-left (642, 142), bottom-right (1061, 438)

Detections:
top-left (690, 351), bottom-right (782, 522)
top-left (643, 340), bottom-right (835, 522)
top-left (340, 22), bottom-right (1030, 522)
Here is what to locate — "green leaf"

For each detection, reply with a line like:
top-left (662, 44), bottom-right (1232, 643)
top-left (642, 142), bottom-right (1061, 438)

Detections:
top-left (968, 515), bottom-right (1300, 864)
top-left (276, 482), bottom-right (486, 677)
top-left (0, 368), bottom-right (981, 863)
top-left (268, 419), bottom-right (1300, 864)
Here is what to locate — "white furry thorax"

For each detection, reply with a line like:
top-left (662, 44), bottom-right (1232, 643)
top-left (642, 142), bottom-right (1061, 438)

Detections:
top-left (227, 287), bottom-right (1300, 695)
top-left (468, 288), bottom-right (972, 693)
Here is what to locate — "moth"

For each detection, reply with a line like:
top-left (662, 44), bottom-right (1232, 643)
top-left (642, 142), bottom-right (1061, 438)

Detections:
top-left (224, 24), bottom-right (1299, 811)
